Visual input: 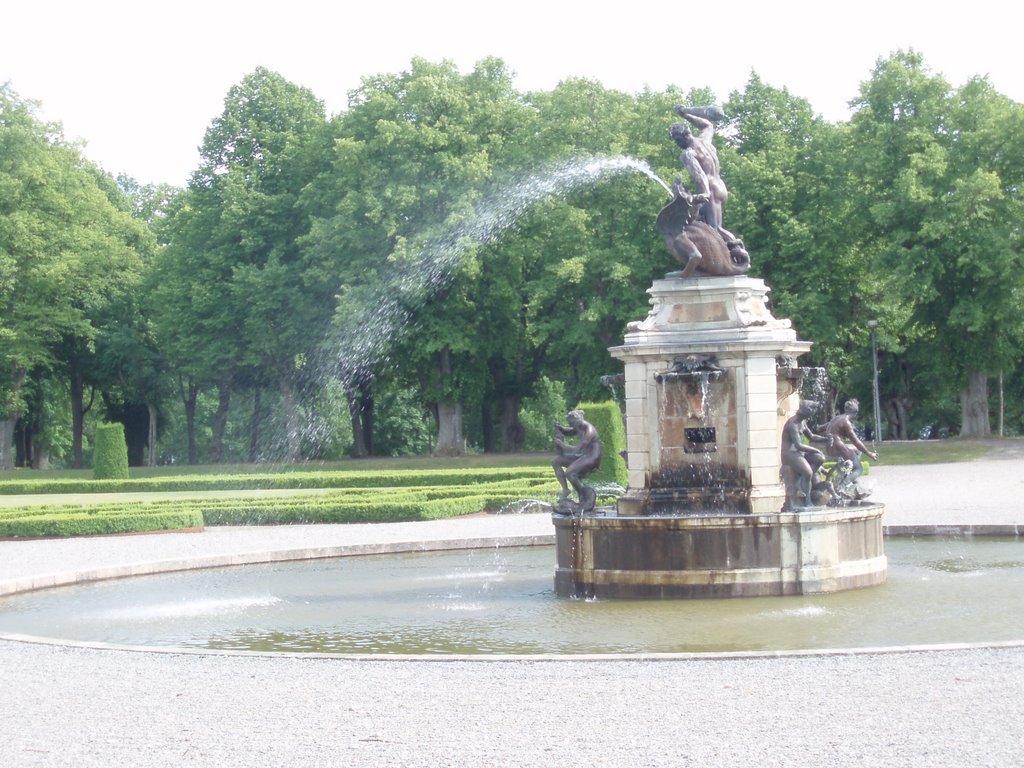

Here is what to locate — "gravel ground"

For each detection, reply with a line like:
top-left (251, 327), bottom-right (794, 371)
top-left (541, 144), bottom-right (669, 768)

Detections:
top-left (2, 641), bottom-right (1023, 768)
top-left (2, 446), bottom-right (1023, 767)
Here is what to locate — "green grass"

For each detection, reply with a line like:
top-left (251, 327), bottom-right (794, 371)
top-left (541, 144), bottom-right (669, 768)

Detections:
top-left (870, 438), bottom-right (1002, 465)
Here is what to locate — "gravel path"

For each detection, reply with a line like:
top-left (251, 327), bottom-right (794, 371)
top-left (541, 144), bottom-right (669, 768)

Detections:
top-left (3, 641), bottom-right (1022, 768)
top-left (2, 446), bottom-right (1023, 767)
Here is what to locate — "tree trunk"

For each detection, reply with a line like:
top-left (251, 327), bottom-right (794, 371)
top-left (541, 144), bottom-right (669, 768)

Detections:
top-left (249, 388), bottom-right (263, 463)
top-left (959, 369), bottom-right (991, 438)
top-left (15, 417), bottom-right (31, 468)
top-left (2, 367), bottom-right (27, 470)
top-left (346, 388), bottom-right (368, 458)
top-left (121, 404), bottom-right (148, 467)
top-left (432, 348), bottom-right (464, 456)
top-left (208, 372), bottom-right (233, 463)
top-left (69, 362), bottom-right (93, 469)
top-left (32, 446), bottom-right (49, 471)
top-left (499, 395), bottom-right (524, 452)
top-left (179, 376), bottom-right (198, 465)
top-left (280, 373), bottom-right (302, 462)
top-left (344, 372), bottom-right (373, 458)
top-left (147, 402), bottom-right (158, 467)
top-left (883, 397), bottom-right (911, 441)
top-left (0, 418), bottom-right (15, 471)
top-left (359, 376), bottom-right (373, 456)
top-left (434, 401), bottom-right (465, 456)
top-left (481, 401), bottom-right (495, 453)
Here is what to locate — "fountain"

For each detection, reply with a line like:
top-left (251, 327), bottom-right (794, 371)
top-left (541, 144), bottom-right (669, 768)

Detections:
top-left (552, 106), bottom-right (886, 598)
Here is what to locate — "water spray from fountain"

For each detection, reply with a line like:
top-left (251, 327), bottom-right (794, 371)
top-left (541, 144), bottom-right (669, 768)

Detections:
top-left (300, 155), bottom-right (671, 458)
top-left (329, 155), bottom-right (668, 373)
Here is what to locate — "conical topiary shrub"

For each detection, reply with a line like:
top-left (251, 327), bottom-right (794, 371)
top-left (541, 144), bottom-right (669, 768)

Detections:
top-left (93, 422), bottom-right (130, 480)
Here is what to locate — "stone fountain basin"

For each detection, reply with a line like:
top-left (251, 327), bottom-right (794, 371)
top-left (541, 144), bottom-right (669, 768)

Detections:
top-left (0, 533), bottom-right (1021, 655)
top-left (554, 503), bottom-right (886, 598)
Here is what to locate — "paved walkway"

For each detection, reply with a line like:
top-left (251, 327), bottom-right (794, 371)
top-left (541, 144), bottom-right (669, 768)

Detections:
top-left (2, 446), bottom-right (1023, 767)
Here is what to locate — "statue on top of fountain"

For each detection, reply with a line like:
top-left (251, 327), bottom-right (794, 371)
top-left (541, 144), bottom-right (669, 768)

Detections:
top-left (657, 105), bottom-right (751, 278)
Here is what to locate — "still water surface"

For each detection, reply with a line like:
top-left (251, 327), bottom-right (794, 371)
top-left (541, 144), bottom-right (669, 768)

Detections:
top-left (1, 537), bottom-right (1021, 654)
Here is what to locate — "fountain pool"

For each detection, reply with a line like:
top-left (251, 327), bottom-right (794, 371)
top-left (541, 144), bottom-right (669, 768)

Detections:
top-left (1, 536), bottom-right (1021, 655)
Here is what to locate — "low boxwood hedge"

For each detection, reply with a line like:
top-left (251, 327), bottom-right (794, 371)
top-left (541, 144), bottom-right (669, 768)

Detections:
top-left (0, 466), bottom-right (552, 496)
top-left (0, 508), bottom-right (203, 539)
top-left (0, 475), bottom-right (564, 537)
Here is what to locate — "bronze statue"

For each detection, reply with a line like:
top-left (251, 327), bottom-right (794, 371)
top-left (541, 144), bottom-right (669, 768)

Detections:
top-left (656, 181), bottom-right (750, 277)
top-left (657, 105), bottom-right (750, 277)
top-left (672, 106), bottom-right (731, 235)
top-left (823, 399), bottom-right (878, 488)
top-left (781, 400), bottom-right (826, 510)
top-left (552, 410), bottom-right (602, 515)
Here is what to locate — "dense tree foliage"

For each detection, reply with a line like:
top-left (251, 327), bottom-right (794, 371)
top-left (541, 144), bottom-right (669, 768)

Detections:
top-left (1, 85), bottom-right (150, 469)
top-left (3, 50), bottom-right (1024, 466)
top-left (152, 68), bottom-right (329, 462)
top-left (845, 52), bottom-right (1024, 437)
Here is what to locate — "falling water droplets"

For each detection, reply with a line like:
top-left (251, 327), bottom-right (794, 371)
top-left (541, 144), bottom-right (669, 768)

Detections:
top-left (298, 155), bottom-right (670, 458)
top-left (329, 156), bottom-right (667, 373)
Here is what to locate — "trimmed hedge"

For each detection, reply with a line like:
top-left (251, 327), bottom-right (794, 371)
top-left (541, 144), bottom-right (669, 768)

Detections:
top-left (0, 476), bottom-right (563, 537)
top-left (93, 422), bottom-right (129, 480)
top-left (0, 508), bottom-right (203, 539)
top-left (576, 401), bottom-right (629, 488)
top-left (0, 466), bottom-right (552, 496)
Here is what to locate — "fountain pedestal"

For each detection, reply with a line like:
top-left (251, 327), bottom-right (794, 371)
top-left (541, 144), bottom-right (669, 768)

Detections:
top-left (611, 275), bottom-right (808, 515)
top-left (553, 504), bottom-right (886, 598)
top-left (554, 275), bottom-right (887, 598)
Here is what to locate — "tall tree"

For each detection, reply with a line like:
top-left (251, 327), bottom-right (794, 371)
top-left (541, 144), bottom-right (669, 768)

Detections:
top-left (306, 57), bottom-right (537, 455)
top-left (848, 51), bottom-right (1024, 437)
top-left (718, 74), bottom-right (887, 412)
top-left (0, 85), bottom-right (146, 468)
top-left (159, 68), bottom-right (328, 462)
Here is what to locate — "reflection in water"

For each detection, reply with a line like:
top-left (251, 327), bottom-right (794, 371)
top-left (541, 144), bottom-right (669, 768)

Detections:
top-left (1, 538), bottom-right (1022, 654)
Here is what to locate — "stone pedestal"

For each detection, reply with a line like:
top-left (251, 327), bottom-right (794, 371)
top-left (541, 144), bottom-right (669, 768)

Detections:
top-left (609, 275), bottom-right (811, 515)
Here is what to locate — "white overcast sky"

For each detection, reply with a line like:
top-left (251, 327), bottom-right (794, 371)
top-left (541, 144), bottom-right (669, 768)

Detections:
top-left (4, 0), bottom-right (1022, 187)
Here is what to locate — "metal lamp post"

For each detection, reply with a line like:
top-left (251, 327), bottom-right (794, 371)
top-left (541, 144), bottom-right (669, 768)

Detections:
top-left (868, 320), bottom-right (882, 443)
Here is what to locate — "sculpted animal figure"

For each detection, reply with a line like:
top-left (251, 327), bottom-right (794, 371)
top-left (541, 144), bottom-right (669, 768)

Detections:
top-left (656, 178), bottom-right (751, 277)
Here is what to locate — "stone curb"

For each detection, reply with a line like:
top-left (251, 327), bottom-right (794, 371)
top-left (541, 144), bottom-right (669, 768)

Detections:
top-left (884, 524), bottom-right (1024, 536)
top-left (4, 630), bottom-right (1023, 663)
top-left (0, 533), bottom-right (556, 597)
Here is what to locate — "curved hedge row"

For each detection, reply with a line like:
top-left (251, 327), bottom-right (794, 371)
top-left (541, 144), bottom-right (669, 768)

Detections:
top-left (0, 477), bottom-right (563, 537)
top-left (0, 508), bottom-right (204, 539)
top-left (0, 466), bottom-right (552, 496)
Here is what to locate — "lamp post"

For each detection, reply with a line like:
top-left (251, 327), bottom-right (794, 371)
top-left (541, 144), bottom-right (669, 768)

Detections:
top-left (868, 320), bottom-right (882, 443)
